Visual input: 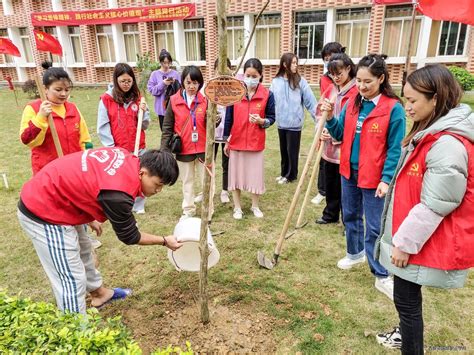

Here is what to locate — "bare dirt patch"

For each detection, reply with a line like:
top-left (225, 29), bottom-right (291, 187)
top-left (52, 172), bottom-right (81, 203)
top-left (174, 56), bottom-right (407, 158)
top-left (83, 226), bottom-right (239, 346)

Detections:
top-left (115, 293), bottom-right (278, 354)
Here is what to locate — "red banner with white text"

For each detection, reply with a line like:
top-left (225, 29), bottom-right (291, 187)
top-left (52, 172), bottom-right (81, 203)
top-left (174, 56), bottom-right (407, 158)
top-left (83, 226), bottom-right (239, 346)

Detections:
top-left (31, 3), bottom-right (195, 26)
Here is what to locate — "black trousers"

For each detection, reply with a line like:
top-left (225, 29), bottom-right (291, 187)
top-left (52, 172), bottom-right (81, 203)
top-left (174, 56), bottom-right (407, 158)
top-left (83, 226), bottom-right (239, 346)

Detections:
top-left (321, 159), bottom-right (341, 222)
top-left (158, 115), bottom-right (165, 131)
top-left (214, 142), bottom-right (229, 191)
top-left (278, 129), bottom-right (302, 182)
top-left (394, 275), bottom-right (424, 355)
top-left (317, 159), bottom-right (326, 196)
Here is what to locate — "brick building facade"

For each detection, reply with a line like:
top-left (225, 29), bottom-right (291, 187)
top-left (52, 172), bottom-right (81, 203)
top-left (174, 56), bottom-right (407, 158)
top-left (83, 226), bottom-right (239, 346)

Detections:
top-left (0, 0), bottom-right (473, 86)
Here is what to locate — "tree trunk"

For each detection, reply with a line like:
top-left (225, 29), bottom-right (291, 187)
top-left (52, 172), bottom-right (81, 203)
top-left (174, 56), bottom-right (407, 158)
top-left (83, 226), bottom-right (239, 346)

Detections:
top-left (199, 0), bottom-right (228, 324)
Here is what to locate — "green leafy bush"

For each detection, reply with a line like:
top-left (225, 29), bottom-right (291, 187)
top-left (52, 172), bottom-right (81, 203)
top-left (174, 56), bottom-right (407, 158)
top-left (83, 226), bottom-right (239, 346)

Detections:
top-left (136, 52), bottom-right (161, 94)
top-left (448, 66), bottom-right (474, 91)
top-left (22, 79), bottom-right (40, 99)
top-left (0, 291), bottom-right (141, 353)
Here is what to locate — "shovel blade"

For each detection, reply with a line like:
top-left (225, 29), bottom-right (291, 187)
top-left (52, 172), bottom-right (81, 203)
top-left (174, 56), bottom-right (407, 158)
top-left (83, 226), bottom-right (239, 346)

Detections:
top-left (257, 251), bottom-right (275, 270)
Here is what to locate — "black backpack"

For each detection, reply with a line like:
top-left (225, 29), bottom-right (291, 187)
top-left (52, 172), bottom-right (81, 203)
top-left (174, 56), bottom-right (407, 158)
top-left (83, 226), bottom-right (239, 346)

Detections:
top-left (163, 80), bottom-right (181, 109)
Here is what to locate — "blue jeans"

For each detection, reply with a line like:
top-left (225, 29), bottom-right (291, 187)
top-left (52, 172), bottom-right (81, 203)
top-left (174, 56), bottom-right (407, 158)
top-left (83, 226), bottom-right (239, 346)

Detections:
top-left (341, 170), bottom-right (388, 278)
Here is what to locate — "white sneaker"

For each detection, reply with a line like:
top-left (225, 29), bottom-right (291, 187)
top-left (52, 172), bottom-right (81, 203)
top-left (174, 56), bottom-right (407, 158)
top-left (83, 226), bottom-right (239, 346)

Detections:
top-left (275, 176), bottom-right (284, 182)
top-left (220, 190), bottom-right (230, 203)
top-left (375, 276), bottom-right (394, 301)
top-left (194, 193), bottom-right (203, 203)
top-left (89, 237), bottom-right (102, 249)
top-left (337, 255), bottom-right (366, 270)
top-left (133, 209), bottom-right (145, 215)
top-left (233, 208), bottom-right (243, 220)
top-left (278, 177), bottom-right (289, 185)
top-left (179, 213), bottom-right (194, 221)
top-left (311, 193), bottom-right (325, 205)
top-left (376, 326), bottom-right (402, 349)
top-left (250, 207), bottom-right (264, 218)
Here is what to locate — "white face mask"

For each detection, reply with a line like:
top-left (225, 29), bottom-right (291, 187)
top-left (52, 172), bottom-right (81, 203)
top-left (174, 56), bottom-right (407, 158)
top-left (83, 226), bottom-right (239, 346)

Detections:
top-left (323, 61), bottom-right (329, 74)
top-left (244, 77), bottom-right (260, 89)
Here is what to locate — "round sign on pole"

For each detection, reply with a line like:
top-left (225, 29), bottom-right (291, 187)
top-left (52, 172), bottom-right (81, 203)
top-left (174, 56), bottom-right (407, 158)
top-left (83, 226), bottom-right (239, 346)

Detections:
top-left (204, 75), bottom-right (246, 107)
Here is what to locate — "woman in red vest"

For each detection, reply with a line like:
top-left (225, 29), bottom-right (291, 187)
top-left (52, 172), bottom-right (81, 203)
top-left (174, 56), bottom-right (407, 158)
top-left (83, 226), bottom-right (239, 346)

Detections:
top-left (160, 65), bottom-right (207, 219)
top-left (20, 61), bottom-right (92, 175)
top-left (223, 58), bottom-right (275, 219)
top-left (315, 53), bottom-right (358, 225)
top-left (312, 42), bottom-right (346, 205)
top-left (375, 65), bottom-right (473, 353)
top-left (322, 54), bottom-right (406, 299)
top-left (98, 63), bottom-right (149, 214)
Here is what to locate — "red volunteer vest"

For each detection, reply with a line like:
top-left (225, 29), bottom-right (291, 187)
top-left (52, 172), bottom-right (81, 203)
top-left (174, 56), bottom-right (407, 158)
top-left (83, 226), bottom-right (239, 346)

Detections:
top-left (100, 93), bottom-right (146, 152)
top-left (28, 99), bottom-right (82, 175)
top-left (229, 84), bottom-right (269, 152)
top-left (319, 75), bottom-right (333, 97)
top-left (21, 147), bottom-right (142, 225)
top-left (340, 95), bottom-right (398, 188)
top-left (392, 132), bottom-right (474, 270)
top-left (170, 91), bottom-right (208, 155)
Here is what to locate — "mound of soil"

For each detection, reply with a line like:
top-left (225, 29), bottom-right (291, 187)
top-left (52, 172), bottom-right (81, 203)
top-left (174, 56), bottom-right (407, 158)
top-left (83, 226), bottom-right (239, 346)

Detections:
top-left (121, 298), bottom-right (278, 353)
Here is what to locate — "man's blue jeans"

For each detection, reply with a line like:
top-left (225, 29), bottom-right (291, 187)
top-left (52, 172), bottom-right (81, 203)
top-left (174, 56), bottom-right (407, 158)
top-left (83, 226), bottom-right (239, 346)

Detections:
top-left (341, 170), bottom-right (388, 278)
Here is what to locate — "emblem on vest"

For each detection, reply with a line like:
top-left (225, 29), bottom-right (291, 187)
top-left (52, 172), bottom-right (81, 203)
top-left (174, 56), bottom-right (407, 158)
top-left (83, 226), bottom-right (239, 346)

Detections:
top-left (407, 162), bottom-right (422, 177)
top-left (131, 103), bottom-right (138, 112)
top-left (368, 122), bottom-right (383, 133)
top-left (74, 123), bottom-right (80, 131)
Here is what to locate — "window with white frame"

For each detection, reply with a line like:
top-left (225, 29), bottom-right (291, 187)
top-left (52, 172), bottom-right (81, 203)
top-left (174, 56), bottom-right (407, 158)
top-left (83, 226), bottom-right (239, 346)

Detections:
top-left (382, 5), bottom-right (422, 57)
top-left (294, 11), bottom-right (326, 60)
top-left (123, 23), bottom-right (140, 63)
top-left (256, 14), bottom-right (280, 60)
top-left (335, 8), bottom-right (370, 58)
top-left (227, 16), bottom-right (244, 61)
top-left (153, 22), bottom-right (175, 61)
top-left (19, 27), bottom-right (34, 63)
top-left (43, 27), bottom-right (61, 63)
top-left (96, 25), bottom-right (115, 63)
top-left (184, 19), bottom-right (206, 61)
top-left (68, 26), bottom-right (84, 63)
top-left (438, 21), bottom-right (468, 56)
top-left (0, 29), bottom-right (14, 63)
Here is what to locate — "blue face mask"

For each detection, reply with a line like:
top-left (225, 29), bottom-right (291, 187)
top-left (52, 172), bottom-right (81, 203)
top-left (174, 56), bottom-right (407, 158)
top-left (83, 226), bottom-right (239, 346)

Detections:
top-left (244, 77), bottom-right (260, 89)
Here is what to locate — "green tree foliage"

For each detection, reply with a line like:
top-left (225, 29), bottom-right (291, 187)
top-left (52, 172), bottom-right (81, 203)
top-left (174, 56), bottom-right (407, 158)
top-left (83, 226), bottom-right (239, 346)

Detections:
top-left (448, 66), bottom-right (474, 91)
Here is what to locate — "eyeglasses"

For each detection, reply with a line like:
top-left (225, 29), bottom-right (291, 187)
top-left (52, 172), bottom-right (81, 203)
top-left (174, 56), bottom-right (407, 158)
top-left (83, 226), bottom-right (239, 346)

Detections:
top-left (118, 80), bottom-right (133, 85)
top-left (329, 72), bottom-right (344, 79)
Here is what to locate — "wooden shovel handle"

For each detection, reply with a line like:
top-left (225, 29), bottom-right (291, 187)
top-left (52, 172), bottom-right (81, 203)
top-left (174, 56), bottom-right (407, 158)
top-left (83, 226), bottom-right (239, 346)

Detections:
top-left (133, 97), bottom-right (146, 156)
top-left (35, 75), bottom-right (63, 157)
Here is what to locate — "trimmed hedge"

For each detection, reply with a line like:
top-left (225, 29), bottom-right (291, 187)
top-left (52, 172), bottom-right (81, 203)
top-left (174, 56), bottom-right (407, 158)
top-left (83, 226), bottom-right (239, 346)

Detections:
top-left (0, 291), bottom-right (192, 354)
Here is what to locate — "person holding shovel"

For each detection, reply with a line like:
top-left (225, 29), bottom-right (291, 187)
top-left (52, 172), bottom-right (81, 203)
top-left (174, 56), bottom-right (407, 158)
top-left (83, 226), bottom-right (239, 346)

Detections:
top-left (322, 54), bottom-right (405, 300)
top-left (315, 53), bottom-right (358, 225)
top-left (20, 61), bottom-right (92, 175)
top-left (98, 63), bottom-right (150, 214)
top-left (17, 148), bottom-right (182, 314)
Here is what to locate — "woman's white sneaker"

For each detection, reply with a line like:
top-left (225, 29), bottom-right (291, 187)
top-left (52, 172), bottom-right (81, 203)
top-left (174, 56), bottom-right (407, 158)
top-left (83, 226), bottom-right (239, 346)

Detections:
top-left (233, 208), bottom-right (243, 220)
top-left (337, 255), bottom-right (366, 270)
top-left (250, 207), bottom-right (264, 218)
top-left (376, 326), bottom-right (402, 349)
top-left (275, 176), bottom-right (284, 182)
top-left (375, 276), bottom-right (394, 301)
top-left (311, 193), bottom-right (325, 204)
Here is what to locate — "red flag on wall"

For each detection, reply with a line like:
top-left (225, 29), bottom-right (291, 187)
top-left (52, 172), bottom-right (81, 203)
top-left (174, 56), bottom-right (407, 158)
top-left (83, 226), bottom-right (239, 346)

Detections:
top-left (0, 38), bottom-right (21, 57)
top-left (418, 0), bottom-right (474, 26)
top-left (33, 29), bottom-right (63, 56)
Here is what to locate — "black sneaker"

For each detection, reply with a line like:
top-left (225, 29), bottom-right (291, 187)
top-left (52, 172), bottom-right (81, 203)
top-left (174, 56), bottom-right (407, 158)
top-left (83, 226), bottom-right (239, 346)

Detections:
top-left (376, 326), bottom-right (402, 349)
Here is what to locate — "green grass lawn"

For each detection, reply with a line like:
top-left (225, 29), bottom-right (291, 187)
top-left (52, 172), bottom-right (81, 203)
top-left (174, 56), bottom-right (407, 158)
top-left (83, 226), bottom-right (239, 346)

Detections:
top-left (0, 87), bottom-right (472, 353)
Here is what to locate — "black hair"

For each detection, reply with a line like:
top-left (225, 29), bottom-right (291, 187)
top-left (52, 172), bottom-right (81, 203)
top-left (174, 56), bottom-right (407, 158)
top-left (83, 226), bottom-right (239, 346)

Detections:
top-left (354, 54), bottom-right (400, 108)
top-left (321, 42), bottom-right (346, 61)
top-left (181, 65), bottom-right (204, 91)
top-left (159, 49), bottom-right (173, 63)
top-left (140, 149), bottom-right (179, 186)
top-left (327, 53), bottom-right (356, 81)
top-left (214, 57), bottom-right (232, 71)
top-left (275, 52), bottom-right (301, 90)
top-left (244, 58), bottom-right (264, 82)
top-left (112, 62), bottom-right (140, 104)
top-left (41, 61), bottom-right (72, 88)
